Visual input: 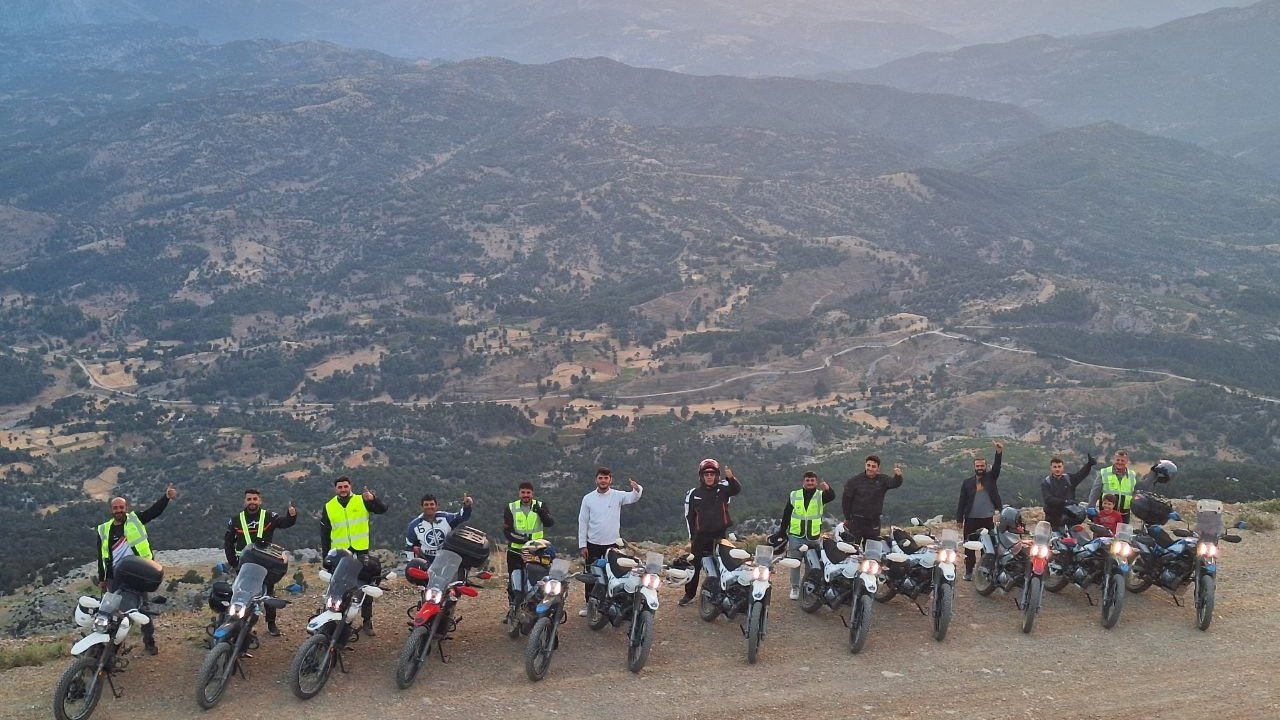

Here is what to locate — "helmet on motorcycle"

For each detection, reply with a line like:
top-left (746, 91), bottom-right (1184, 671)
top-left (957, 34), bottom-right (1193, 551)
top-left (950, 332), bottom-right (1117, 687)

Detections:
top-left (74, 599), bottom-right (97, 628)
top-left (322, 549), bottom-right (349, 573)
top-left (1152, 459), bottom-right (1178, 481)
top-left (357, 554), bottom-right (382, 583)
top-left (998, 506), bottom-right (1022, 533)
top-left (697, 458), bottom-right (720, 476)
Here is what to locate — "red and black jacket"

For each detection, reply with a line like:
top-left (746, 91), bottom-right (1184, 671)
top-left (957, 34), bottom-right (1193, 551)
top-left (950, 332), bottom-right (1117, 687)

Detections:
top-left (684, 476), bottom-right (742, 537)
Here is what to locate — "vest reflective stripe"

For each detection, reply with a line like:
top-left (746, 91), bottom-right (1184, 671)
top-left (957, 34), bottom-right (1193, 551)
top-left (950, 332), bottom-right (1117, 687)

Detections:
top-left (1099, 468), bottom-right (1138, 511)
top-left (239, 509), bottom-right (266, 543)
top-left (98, 513), bottom-right (153, 563)
top-left (326, 495), bottom-right (370, 551)
top-left (508, 500), bottom-right (544, 550)
top-left (788, 489), bottom-right (823, 538)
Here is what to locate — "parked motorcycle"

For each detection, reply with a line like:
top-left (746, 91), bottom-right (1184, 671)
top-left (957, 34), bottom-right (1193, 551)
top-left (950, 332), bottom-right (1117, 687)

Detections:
top-left (584, 542), bottom-right (692, 672)
top-left (395, 550), bottom-right (491, 689)
top-left (194, 550), bottom-right (290, 708)
top-left (1043, 504), bottom-right (1135, 629)
top-left (288, 550), bottom-right (395, 700)
top-left (795, 523), bottom-right (862, 617)
top-left (523, 558), bottom-right (573, 681)
top-left (973, 508), bottom-right (1053, 634)
top-left (698, 541), bottom-right (800, 663)
top-left (505, 540), bottom-right (559, 639)
top-left (1128, 498), bottom-right (1242, 630)
top-left (53, 556), bottom-right (164, 720)
top-left (877, 523), bottom-right (965, 641)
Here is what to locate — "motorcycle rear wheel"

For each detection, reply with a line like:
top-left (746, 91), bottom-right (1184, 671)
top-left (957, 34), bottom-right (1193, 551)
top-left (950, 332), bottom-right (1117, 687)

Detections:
top-left (745, 601), bottom-right (765, 664)
top-left (1195, 574), bottom-right (1216, 631)
top-left (932, 581), bottom-right (954, 642)
top-left (626, 610), bottom-right (655, 673)
top-left (1044, 567), bottom-right (1070, 593)
top-left (524, 617), bottom-right (556, 681)
top-left (973, 555), bottom-right (998, 597)
top-left (52, 655), bottom-right (104, 720)
top-left (1125, 556), bottom-right (1153, 594)
top-left (1020, 576), bottom-right (1043, 634)
top-left (195, 640), bottom-right (235, 709)
top-left (873, 579), bottom-right (897, 603)
top-left (505, 602), bottom-right (522, 639)
top-left (586, 596), bottom-right (610, 631)
top-left (289, 633), bottom-right (333, 700)
top-left (797, 569), bottom-right (823, 614)
top-left (848, 593), bottom-right (874, 654)
top-left (1100, 571), bottom-right (1126, 629)
top-left (698, 590), bottom-right (719, 622)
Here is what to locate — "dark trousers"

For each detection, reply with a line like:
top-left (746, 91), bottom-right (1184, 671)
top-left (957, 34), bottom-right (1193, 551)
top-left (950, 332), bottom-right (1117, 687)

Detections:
top-left (264, 583), bottom-right (278, 624)
top-left (583, 542), bottom-right (611, 601)
top-left (963, 516), bottom-right (995, 574)
top-left (684, 533), bottom-right (723, 600)
top-left (843, 516), bottom-right (882, 548)
top-left (140, 593), bottom-right (156, 646)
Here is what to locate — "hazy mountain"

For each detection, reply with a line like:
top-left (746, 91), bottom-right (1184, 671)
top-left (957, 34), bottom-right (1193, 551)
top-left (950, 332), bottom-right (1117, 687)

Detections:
top-left (844, 0), bottom-right (1280, 174)
top-left (0, 0), bottom-right (1251, 75)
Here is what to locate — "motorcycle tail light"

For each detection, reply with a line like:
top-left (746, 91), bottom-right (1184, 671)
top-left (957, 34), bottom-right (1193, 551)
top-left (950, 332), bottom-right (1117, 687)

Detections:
top-left (642, 573), bottom-right (661, 590)
top-left (750, 566), bottom-right (770, 582)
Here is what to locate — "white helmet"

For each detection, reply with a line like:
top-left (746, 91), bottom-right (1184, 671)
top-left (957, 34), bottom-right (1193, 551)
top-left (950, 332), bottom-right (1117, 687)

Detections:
top-left (74, 599), bottom-right (97, 628)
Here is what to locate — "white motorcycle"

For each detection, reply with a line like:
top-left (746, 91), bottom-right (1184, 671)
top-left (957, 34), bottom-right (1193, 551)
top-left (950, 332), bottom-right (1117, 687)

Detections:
top-left (54, 556), bottom-right (164, 720)
top-left (879, 524), bottom-right (969, 641)
top-left (698, 542), bottom-right (800, 663)
top-left (584, 541), bottom-right (692, 672)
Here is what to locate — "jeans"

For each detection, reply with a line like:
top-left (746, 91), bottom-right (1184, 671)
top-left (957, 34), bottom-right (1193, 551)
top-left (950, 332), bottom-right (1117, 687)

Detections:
top-left (786, 536), bottom-right (813, 590)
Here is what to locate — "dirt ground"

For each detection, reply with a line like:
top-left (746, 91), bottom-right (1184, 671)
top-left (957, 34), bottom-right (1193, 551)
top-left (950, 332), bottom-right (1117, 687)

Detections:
top-left (5, 527), bottom-right (1276, 720)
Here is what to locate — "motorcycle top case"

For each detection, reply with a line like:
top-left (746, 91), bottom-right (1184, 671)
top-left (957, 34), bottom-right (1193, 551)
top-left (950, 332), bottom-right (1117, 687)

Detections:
top-left (1131, 494), bottom-right (1174, 526)
top-left (112, 555), bottom-right (164, 593)
top-left (238, 543), bottom-right (290, 587)
top-left (443, 525), bottom-right (493, 569)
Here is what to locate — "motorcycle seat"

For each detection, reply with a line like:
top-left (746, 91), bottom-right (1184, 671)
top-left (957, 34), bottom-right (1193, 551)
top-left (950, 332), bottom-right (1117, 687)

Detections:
top-left (717, 544), bottom-right (745, 572)
top-left (607, 550), bottom-right (637, 579)
top-left (524, 563), bottom-right (549, 584)
top-left (821, 537), bottom-right (849, 563)
top-left (1146, 525), bottom-right (1180, 549)
top-left (998, 531), bottom-right (1020, 550)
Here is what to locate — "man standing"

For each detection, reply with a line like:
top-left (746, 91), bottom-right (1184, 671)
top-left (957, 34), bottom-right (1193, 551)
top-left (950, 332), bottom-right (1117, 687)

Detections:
top-left (223, 488), bottom-right (297, 636)
top-left (775, 471), bottom-right (834, 600)
top-left (577, 467), bottom-right (642, 614)
top-left (1088, 450), bottom-right (1139, 522)
top-left (679, 458), bottom-right (741, 607)
top-left (406, 493), bottom-right (473, 562)
top-left (1040, 454), bottom-right (1096, 527)
top-left (503, 482), bottom-right (554, 605)
top-left (841, 455), bottom-right (904, 547)
top-left (320, 476), bottom-right (387, 635)
top-left (955, 441), bottom-right (1004, 581)
top-left (96, 483), bottom-right (177, 655)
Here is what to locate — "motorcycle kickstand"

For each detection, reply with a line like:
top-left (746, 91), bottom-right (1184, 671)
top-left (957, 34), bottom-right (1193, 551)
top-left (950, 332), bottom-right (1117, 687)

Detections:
top-left (1171, 592), bottom-right (1183, 608)
top-left (107, 673), bottom-right (123, 700)
top-left (335, 648), bottom-right (348, 674)
top-left (911, 599), bottom-right (927, 616)
top-left (436, 636), bottom-right (451, 664)
top-left (1083, 592), bottom-right (1096, 607)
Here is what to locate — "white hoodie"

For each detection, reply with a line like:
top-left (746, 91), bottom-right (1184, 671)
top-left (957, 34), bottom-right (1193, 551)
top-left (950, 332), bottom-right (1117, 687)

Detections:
top-left (577, 484), bottom-right (643, 548)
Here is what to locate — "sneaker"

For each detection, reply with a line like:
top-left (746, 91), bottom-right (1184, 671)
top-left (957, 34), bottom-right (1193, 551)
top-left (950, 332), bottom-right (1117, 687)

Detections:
top-left (360, 621), bottom-right (375, 637)
top-left (577, 608), bottom-right (588, 617)
top-left (677, 595), bottom-right (695, 607)
top-left (144, 642), bottom-right (158, 656)
top-left (963, 572), bottom-right (973, 581)
top-left (789, 588), bottom-right (800, 600)
top-left (267, 622), bottom-right (280, 637)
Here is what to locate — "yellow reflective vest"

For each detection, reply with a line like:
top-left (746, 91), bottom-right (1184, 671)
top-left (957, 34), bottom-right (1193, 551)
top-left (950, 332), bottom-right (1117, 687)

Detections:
top-left (325, 495), bottom-right (370, 551)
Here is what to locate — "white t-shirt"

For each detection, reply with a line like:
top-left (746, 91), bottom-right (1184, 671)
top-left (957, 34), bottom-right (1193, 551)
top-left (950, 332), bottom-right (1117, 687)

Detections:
top-left (577, 485), bottom-right (643, 548)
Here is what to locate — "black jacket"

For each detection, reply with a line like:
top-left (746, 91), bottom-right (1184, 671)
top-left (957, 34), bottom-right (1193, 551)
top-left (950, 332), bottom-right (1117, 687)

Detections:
top-left (841, 472), bottom-right (903, 522)
top-left (685, 476), bottom-right (742, 537)
top-left (224, 508), bottom-right (297, 565)
top-left (1040, 458), bottom-right (1096, 522)
top-left (502, 500), bottom-right (555, 545)
top-left (319, 494), bottom-right (388, 556)
top-left (97, 495), bottom-right (169, 582)
top-left (955, 452), bottom-right (1003, 521)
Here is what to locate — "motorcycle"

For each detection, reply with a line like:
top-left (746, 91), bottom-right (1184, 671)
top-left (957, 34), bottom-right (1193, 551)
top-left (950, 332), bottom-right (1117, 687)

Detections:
top-left (194, 560), bottom-right (289, 708)
top-left (288, 550), bottom-right (395, 700)
top-left (53, 556), bottom-right (164, 720)
top-left (973, 508), bottom-right (1053, 634)
top-left (795, 524), bottom-right (862, 618)
top-left (1043, 504), bottom-right (1135, 629)
top-left (1128, 499), bottom-right (1242, 630)
top-left (395, 550), bottom-right (491, 689)
top-left (505, 541), bottom-right (559, 639)
top-left (877, 523), bottom-right (964, 641)
top-left (697, 541), bottom-right (800, 663)
top-left (584, 542), bottom-right (692, 672)
top-left (523, 557), bottom-right (573, 681)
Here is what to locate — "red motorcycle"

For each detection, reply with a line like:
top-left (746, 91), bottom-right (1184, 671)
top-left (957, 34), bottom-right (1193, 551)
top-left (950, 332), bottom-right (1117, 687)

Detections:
top-left (394, 550), bottom-right (491, 689)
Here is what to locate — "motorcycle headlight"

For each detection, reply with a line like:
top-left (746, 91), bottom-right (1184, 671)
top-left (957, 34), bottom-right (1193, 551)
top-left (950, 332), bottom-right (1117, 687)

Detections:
top-left (641, 573), bottom-right (661, 590)
top-left (423, 588), bottom-right (444, 604)
top-left (1110, 541), bottom-right (1132, 558)
top-left (325, 597), bottom-right (343, 612)
top-left (1197, 542), bottom-right (1219, 558)
top-left (750, 566), bottom-right (770, 582)
top-left (859, 559), bottom-right (881, 576)
top-left (937, 549), bottom-right (957, 565)
top-left (228, 603), bottom-right (247, 619)
top-left (1030, 543), bottom-right (1050, 559)
top-left (542, 579), bottom-right (563, 597)
top-left (93, 614), bottom-right (110, 630)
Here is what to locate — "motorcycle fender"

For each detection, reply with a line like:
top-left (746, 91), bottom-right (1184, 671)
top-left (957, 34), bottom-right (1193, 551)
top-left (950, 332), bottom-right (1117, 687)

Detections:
top-left (751, 579), bottom-right (770, 601)
top-left (641, 587), bottom-right (659, 610)
top-left (860, 573), bottom-right (878, 594)
top-left (213, 618), bottom-right (242, 640)
top-left (1116, 562), bottom-right (1130, 575)
top-left (1031, 557), bottom-right (1048, 576)
top-left (306, 610), bottom-right (342, 633)
top-left (414, 603), bottom-right (441, 626)
top-left (1203, 562), bottom-right (1216, 575)
top-left (939, 562), bottom-right (956, 582)
top-left (72, 632), bottom-right (110, 656)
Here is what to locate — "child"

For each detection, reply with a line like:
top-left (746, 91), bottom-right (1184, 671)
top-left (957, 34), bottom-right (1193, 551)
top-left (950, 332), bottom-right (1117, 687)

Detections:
top-left (1097, 494), bottom-right (1123, 535)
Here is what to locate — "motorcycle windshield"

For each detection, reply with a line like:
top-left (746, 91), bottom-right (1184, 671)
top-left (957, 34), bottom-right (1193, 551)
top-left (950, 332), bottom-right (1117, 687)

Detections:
top-left (1196, 510), bottom-right (1224, 542)
top-left (548, 558), bottom-right (570, 582)
top-left (99, 592), bottom-right (122, 615)
top-left (644, 551), bottom-right (664, 574)
top-left (939, 528), bottom-right (960, 552)
top-left (231, 563), bottom-right (268, 606)
top-left (862, 539), bottom-right (886, 561)
top-left (325, 554), bottom-right (363, 605)
top-left (427, 550), bottom-right (463, 592)
top-left (1113, 523), bottom-right (1134, 543)
top-left (753, 544), bottom-right (774, 566)
top-left (1032, 521), bottom-right (1052, 544)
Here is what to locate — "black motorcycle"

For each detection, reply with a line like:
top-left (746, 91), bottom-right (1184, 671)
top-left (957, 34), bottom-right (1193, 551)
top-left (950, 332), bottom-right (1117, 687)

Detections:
top-left (195, 559), bottom-right (289, 708)
top-left (877, 524), bottom-right (964, 641)
top-left (974, 508), bottom-right (1053, 634)
top-left (523, 558), bottom-right (573, 681)
top-left (698, 542), bottom-right (800, 663)
top-left (1128, 499), bottom-right (1242, 630)
top-left (1043, 504), bottom-right (1135, 629)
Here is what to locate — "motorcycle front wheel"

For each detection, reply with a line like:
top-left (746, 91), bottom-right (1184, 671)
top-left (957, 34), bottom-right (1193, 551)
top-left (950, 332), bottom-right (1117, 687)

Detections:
top-left (1195, 574), bottom-right (1216, 631)
top-left (745, 601), bottom-right (765, 664)
top-left (1100, 571), bottom-right (1126, 629)
top-left (524, 617), bottom-right (557, 681)
top-left (1020, 576), bottom-right (1043, 634)
top-left (932, 581), bottom-right (954, 642)
top-left (1125, 555), bottom-right (1153, 594)
top-left (288, 633), bottom-right (334, 700)
top-left (52, 655), bottom-right (105, 720)
top-left (973, 554), bottom-right (998, 597)
top-left (194, 640), bottom-right (235, 709)
top-left (848, 593), bottom-right (873, 654)
top-left (626, 609), bottom-right (655, 673)
top-left (394, 625), bottom-right (431, 690)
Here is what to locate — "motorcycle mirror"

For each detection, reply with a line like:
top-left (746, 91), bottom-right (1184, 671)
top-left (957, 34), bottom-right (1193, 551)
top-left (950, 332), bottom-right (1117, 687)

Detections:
top-left (774, 558), bottom-right (801, 570)
top-left (836, 541), bottom-right (859, 555)
top-left (1223, 534), bottom-right (1243, 543)
top-left (910, 516), bottom-right (922, 526)
top-left (962, 540), bottom-right (984, 552)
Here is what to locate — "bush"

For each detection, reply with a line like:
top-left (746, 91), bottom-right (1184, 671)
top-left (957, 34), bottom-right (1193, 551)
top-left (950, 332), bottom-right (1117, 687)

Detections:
top-left (0, 640), bottom-right (67, 670)
top-left (177, 569), bottom-right (204, 584)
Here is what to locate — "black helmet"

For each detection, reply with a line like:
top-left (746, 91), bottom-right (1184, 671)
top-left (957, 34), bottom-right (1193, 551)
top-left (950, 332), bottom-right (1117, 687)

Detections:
top-left (322, 549), bottom-right (350, 573)
top-left (999, 506), bottom-right (1023, 533)
top-left (358, 554), bottom-right (382, 583)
